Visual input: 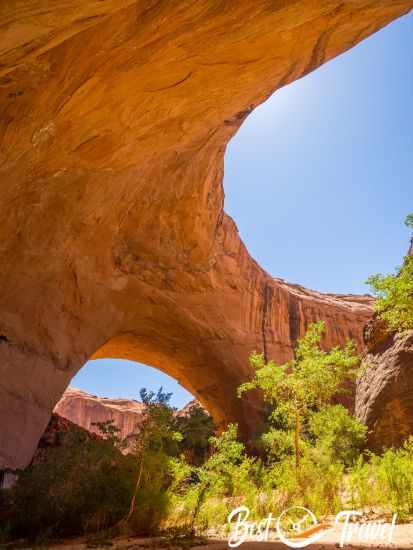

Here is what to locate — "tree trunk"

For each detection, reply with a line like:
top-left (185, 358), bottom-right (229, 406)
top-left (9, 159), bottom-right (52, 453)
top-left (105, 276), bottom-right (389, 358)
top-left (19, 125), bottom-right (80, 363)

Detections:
top-left (295, 413), bottom-right (301, 475)
top-left (126, 456), bottom-right (144, 523)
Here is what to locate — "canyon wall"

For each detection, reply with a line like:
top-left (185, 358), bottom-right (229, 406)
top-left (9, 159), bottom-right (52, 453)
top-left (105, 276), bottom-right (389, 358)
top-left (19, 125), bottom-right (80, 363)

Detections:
top-left (1, 1), bottom-right (411, 470)
top-left (356, 244), bottom-right (413, 451)
top-left (54, 387), bottom-right (203, 446)
top-left (55, 387), bottom-right (146, 443)
top-left (356, 327), bottom-right (413, 451)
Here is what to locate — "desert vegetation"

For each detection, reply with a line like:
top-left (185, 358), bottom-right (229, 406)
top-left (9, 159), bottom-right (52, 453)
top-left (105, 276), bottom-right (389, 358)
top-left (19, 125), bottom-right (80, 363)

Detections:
top-left (1, 216), bottom-right (412, 545)
top-left (366, 214), bottom-right (413, 332)
top-left (2, 323), bottom-right (413, 546)
top-left (167, 322), bottom-right (413, 532)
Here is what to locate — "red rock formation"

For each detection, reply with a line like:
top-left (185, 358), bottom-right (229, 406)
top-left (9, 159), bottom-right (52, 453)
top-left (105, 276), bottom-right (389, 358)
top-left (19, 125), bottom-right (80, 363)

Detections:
top-left (54, 387), bottom-right (146, 444)
top-left (1, 1), bottom-right (411, 470)
top-left (175, 399), bottom-right (206, 418)
top-left (356, 329), bottom-right (413, 451)
top-left (30, 412), bottom-right (103, 466)
top-left (54, 387), bottom-right (208, 449)
top-left (356, 242), bottom-right (413, 451)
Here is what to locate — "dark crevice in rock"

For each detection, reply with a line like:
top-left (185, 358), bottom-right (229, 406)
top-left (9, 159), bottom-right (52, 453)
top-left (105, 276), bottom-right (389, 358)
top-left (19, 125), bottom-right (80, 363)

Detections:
top-left (261, 282), bottom-right (273, 363)
top-left (288, 295), bottom-right (300, 347)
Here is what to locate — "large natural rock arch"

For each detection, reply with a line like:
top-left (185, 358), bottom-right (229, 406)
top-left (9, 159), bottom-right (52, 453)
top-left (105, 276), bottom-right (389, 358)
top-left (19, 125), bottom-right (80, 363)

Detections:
top-left (1, 1), bottom-right (411, 470)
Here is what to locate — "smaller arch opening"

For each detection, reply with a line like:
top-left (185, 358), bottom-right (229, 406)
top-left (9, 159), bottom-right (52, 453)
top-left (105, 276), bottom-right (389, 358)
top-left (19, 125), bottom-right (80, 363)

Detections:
top-left (71, 358), bottom-right (194, 409)
top-left (54, 355), bottom-right (217, 467)
top-left (54, 355), bottom-right (208, 449)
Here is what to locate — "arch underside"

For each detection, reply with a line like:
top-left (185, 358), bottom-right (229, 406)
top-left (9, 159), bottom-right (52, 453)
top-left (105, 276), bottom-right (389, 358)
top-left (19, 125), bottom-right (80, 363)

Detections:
top-left (1, 0), bottom-right (411, 469)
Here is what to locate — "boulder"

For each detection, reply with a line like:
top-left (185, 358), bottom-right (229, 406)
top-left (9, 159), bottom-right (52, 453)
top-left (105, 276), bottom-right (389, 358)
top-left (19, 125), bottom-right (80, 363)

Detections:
top-left (356, 329), bottom-right (413, 451)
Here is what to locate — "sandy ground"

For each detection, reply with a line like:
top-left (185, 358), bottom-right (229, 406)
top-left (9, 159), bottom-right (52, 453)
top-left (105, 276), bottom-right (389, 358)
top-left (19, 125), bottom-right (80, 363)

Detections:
top-left (12, 522), bottom-right (413, 550)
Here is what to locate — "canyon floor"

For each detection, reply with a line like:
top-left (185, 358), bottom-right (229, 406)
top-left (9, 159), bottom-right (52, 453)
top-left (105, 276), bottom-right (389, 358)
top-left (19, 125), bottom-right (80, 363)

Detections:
top-left (13, 522), bottom-right (413, 550)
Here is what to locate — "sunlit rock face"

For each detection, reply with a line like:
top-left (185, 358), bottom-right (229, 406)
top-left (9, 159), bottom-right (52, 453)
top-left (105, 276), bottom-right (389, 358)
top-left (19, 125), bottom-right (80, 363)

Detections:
top-left (54, 387), bottom-right (146, 445)
top-left (1, 0), bottom-right (410, 470)
top-left (54, 387), bottom-right (206, 449)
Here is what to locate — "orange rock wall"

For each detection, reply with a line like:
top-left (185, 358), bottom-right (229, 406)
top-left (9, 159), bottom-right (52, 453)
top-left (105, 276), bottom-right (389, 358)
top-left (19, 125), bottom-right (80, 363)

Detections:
top-left (1, 1), bottom-right (411, 469)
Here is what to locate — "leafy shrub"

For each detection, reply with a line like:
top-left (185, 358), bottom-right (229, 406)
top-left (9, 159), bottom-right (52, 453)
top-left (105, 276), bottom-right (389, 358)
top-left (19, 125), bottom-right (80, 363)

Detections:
top-left (348, 454), bottom-right (379, 510)
top-left (309, 405), bottom-right (366, 466)
top-left (348, 439), bottom-right (413, 520)
top-left (367, 214), bottom-right (413, 333)
top-left (173, 404), bottom-right (215, 465)
top-left (125, 388), bottom-right (182, 534)
top-left (9, 429), bottom-right (134, 541)
top-left (166, 425), bottom-right (258, 530)
top-left (239, 322), bottom-right (360, 471)
top-left (374, 438), bottom-right (413, 519)
top-left (367, 256), bottom-right (413, 333)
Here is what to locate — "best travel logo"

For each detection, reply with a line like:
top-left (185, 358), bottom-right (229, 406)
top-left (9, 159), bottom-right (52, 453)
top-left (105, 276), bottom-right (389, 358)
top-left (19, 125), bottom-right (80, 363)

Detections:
top-left (227, 505), bottom-right (398, 548)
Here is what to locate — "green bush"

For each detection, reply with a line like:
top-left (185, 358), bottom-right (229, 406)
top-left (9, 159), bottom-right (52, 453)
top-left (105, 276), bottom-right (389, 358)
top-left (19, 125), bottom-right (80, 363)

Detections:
top-left (367, 214), bottom-right (413, 333)
top-left (173, 404), bottom-right (215, 466)
top-left (124, 388), bottom-right (182, 534)
top-left (166, 425), bottom-right (259, 530)
top-left (239, 322), bottom-right (360, 472)
top-left (367, 255), bottom-right (413, 333)
top-left (348, 439), bottom-right (413, 520)
top-left (9, 430), bottom-right (134, 541)
top-left (272, 454), bottom-right (344, 516)
top-left (374, 438), bottom-right (413, 519)
top-left (348, 454), bottom-right (379, 510)
top-left (309, 405), bottom-right (366, 466)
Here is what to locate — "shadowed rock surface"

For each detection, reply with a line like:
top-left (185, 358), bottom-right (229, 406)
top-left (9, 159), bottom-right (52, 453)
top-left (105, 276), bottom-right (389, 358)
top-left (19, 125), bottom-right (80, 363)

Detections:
top-left (2, 1), bottom-right (412, 469)
top-left (30, 412), bottom-right (103, 466)
top-left (356, 240), bottom-right (413, 451)
top-left (356, 328), bottom-right (413, 451)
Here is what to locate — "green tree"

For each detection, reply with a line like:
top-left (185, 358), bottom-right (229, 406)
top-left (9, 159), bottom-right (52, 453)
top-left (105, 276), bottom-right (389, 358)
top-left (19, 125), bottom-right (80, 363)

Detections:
top-left (173, 404), bottom-right (215, 465)
top-left (189, 424), bottom-right (255, 530)
top-left (125, 387), bottom-right (182, 531)
top-left (92, 419), bottom-right (128, 451)
top-left (200, 424), bottom-right (249, 494)
top-left (367, 213), bottom-right (413, 333)
top-left (405, 213), bottom-right (413, 229)
top-left (9, 426), bottom-right (134, 541)
top-left (238, 322), bottom-right (360, 472)
top-left (309, 405), bottom-right (366, 466)
top-left (367, 256), bottom-right (413, 332)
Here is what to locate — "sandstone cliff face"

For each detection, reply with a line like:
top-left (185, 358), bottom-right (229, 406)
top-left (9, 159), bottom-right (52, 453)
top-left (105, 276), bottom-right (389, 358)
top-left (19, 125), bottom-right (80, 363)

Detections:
top-left (355, 243), bottom-right (413, 451)
top-left (54, 388), bottom-right (205, 446)
top-left (1, 1), bottom-right (411, 469)
top-left (54, 387), bottom-right (146, 444)
top-left (356, 329), bottom-right (413, 452)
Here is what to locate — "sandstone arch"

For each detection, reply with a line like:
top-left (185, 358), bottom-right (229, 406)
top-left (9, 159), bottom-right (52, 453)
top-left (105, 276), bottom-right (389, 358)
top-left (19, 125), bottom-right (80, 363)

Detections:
top-left (1, 1), bottom-right (411, 470)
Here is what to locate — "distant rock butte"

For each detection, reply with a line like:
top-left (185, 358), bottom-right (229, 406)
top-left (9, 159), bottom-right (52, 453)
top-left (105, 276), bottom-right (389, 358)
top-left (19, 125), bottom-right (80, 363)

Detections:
top-left (54, 387), bottom-right (146, 444)
top-left (1, 1), bottom-right (412, 469)
top-left (54, 387), bottom-right (204, 446)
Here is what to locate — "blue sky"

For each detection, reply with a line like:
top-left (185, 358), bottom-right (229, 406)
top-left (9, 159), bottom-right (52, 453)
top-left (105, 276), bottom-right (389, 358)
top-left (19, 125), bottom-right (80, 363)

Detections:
top-left (224, 13), bottom-right (412, 296)
top-left (73, 14), bottom-right (412, 407)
